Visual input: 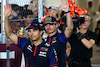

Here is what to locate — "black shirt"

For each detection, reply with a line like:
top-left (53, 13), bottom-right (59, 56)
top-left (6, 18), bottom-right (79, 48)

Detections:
top-left (69, 30), bottom-right (97, 59)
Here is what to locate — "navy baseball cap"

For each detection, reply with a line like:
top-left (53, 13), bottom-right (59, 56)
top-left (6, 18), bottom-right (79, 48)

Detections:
top-left (43, 16), bottom-right (57, 24)
top-left (26, 20), bottom-right (42, 30)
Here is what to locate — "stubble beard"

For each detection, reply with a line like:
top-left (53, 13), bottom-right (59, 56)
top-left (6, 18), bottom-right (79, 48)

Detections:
top-left (81, 25), bottom-right (89, 30)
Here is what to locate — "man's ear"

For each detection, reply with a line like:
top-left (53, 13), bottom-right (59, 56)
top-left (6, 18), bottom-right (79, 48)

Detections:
top-left (89, 21), bottom-right (91, 25)
top-left (40, 30), bottom-right (43, 36)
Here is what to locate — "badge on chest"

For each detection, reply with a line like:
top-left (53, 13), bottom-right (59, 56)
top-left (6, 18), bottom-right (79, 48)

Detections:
top-left (51, 37), bottom-right (57, 44)
top-left (38, 47), bottom-right (48, 57)
top-left (27, 45), bottom-right (33, 52)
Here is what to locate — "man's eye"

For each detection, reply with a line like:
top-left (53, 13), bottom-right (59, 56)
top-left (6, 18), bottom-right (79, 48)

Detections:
top-left (33, 29), bottom-right (37, 31)
top-left (28, 29), bottom-right (31, 32)
top-left (49, 23), bottom-right (54, 25)
top-left (44, 23), bottom-right (54, 26)
top-left (44, 24), bottom-right (47, 26)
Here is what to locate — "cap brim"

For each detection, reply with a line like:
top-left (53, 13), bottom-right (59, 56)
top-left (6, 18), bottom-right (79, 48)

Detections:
top-left (26, 26), bottom-right (38, 30)
top-left (44, 22), bottom-right (57, 24)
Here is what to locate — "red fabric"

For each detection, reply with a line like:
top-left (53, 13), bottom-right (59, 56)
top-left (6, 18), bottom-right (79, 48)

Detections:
top-left (0, 43), bottom-right (22, 67)
top-left (0, 44), bottom-right (6, 51)
top-left (33, 46), bottom-right (37, 56)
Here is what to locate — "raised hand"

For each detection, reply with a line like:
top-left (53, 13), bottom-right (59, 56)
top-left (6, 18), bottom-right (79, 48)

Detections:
top-left (4, 3), bottom-right (12, 17)
top-left (60, 0), bottom-right (69, 12)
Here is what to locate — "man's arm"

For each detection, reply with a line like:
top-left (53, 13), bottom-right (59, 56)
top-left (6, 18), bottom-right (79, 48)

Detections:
top-left (64, 13), bottom-right (73, 38)
top-left (4, 3), bottom-right (18, 45)
top-left (60, 0), bottom-right (73, 38)
top-left (81, 38), bottom-right (95, 49)
top-left (76, 28), bottom-right (96, 49)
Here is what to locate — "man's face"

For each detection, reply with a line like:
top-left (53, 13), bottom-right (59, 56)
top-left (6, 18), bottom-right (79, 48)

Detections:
top-left (24, 15), bottom-right (33, 26)
top-left (28, 29), bottom-right (42, 41)
top-left (44, 23), bottom-right (57, 35)
top-left (81, 15), bottom-right (90, 29)
top-left (48, 9), bottom-right (52, 15)
top-left (88, 2), bottom-right (92, 7)
top-left (48, 9), bottom-right (54, 16)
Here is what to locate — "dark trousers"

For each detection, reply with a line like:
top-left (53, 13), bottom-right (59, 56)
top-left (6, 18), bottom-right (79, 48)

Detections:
top-left (69, 59), bottom-right (92, 67)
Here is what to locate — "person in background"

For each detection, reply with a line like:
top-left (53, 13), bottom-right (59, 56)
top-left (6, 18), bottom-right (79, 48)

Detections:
top-left (95, 20), bottom-right (100, 51)
top-left (27, 1), bottom-right (35, 13)
top-left (10, 4), bottom-right (19, 18)
top-left (87, 1), bottom-right (95, 32)
top-left (21, 9), bottom-right (34, 26)
top-left (94, 5), bottom-right (100, 32)
top-left (23, 5), bottom-right (29, 10)
top-left (10, 17), bottom-right (21, 34)
top-left (95, 5), bottom-right (100, 23)
top-left (19, 9), bottom-right (34, 38)
top-left (4, 3), bottom-right (58, 67)
top-left (68, 13), bottom-right (97, 67)
top-left (47, 6), bottom-right (62, 21)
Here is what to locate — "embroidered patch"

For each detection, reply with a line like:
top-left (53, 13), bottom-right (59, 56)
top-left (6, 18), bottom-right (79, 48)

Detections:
top-left (40, 47), bottom-right (48, 51)
top-left (27, 45), bottom-right (33, 52)
top-left (45, 43), bottom-right (50, 47)
top-left (51, 37), bottom-right (57, 44)
top-left (38, 51), bottom-right (47, 57)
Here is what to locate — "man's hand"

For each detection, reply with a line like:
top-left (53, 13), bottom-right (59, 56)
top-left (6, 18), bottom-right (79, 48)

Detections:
top-left (60, 0), bottom-right (69, 12)
top-left (4, 3), bottom-right (12, 17)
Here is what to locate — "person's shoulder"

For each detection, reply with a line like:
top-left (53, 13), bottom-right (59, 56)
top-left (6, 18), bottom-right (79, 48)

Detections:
top-left (89, 30), bottom-right (97, 36)
top-left (57, 32), bottom-right (63, 36)
top-left (57, 32), bottom-right (64, 39)
top-left (89, 30), bottom-right (96, 34)
top-left (18, 37), bottom-right (30, 42)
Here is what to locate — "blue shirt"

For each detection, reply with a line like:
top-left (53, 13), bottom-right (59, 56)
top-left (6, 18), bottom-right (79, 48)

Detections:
top-left (17, 37), bottom-right (58, 67)
top-left (45, 32), bottom-right (69, 67)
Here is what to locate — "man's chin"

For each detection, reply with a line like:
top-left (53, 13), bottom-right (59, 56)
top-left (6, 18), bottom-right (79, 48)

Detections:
top-left (32, 39), bottom-right (37, 42)
top-left (48, 32), bottom-right (53, 34)
top-left (81, 27), bottom-right (88, 29)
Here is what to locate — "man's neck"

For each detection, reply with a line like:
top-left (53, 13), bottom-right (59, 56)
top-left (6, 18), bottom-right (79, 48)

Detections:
top-left (48, 31), bottom-right (57, 37)
top-left (80, 28), bottom-right (88, 34)
top-left (32, 38), bottom-right (43, 46)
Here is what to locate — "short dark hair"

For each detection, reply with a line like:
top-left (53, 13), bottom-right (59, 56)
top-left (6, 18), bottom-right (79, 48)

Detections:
top-left (88, 1), bottom-right (92, 4)
top-left (97, 20), bottom-right (100, 24)
top-left (81, 13), bottom-right (91, 21)
top-left (11, 4), bottom-right (19, 10)
top-left (48, 7), bottom-right (51, 9)
top-left (22, 10), bottom-right (33, 18)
